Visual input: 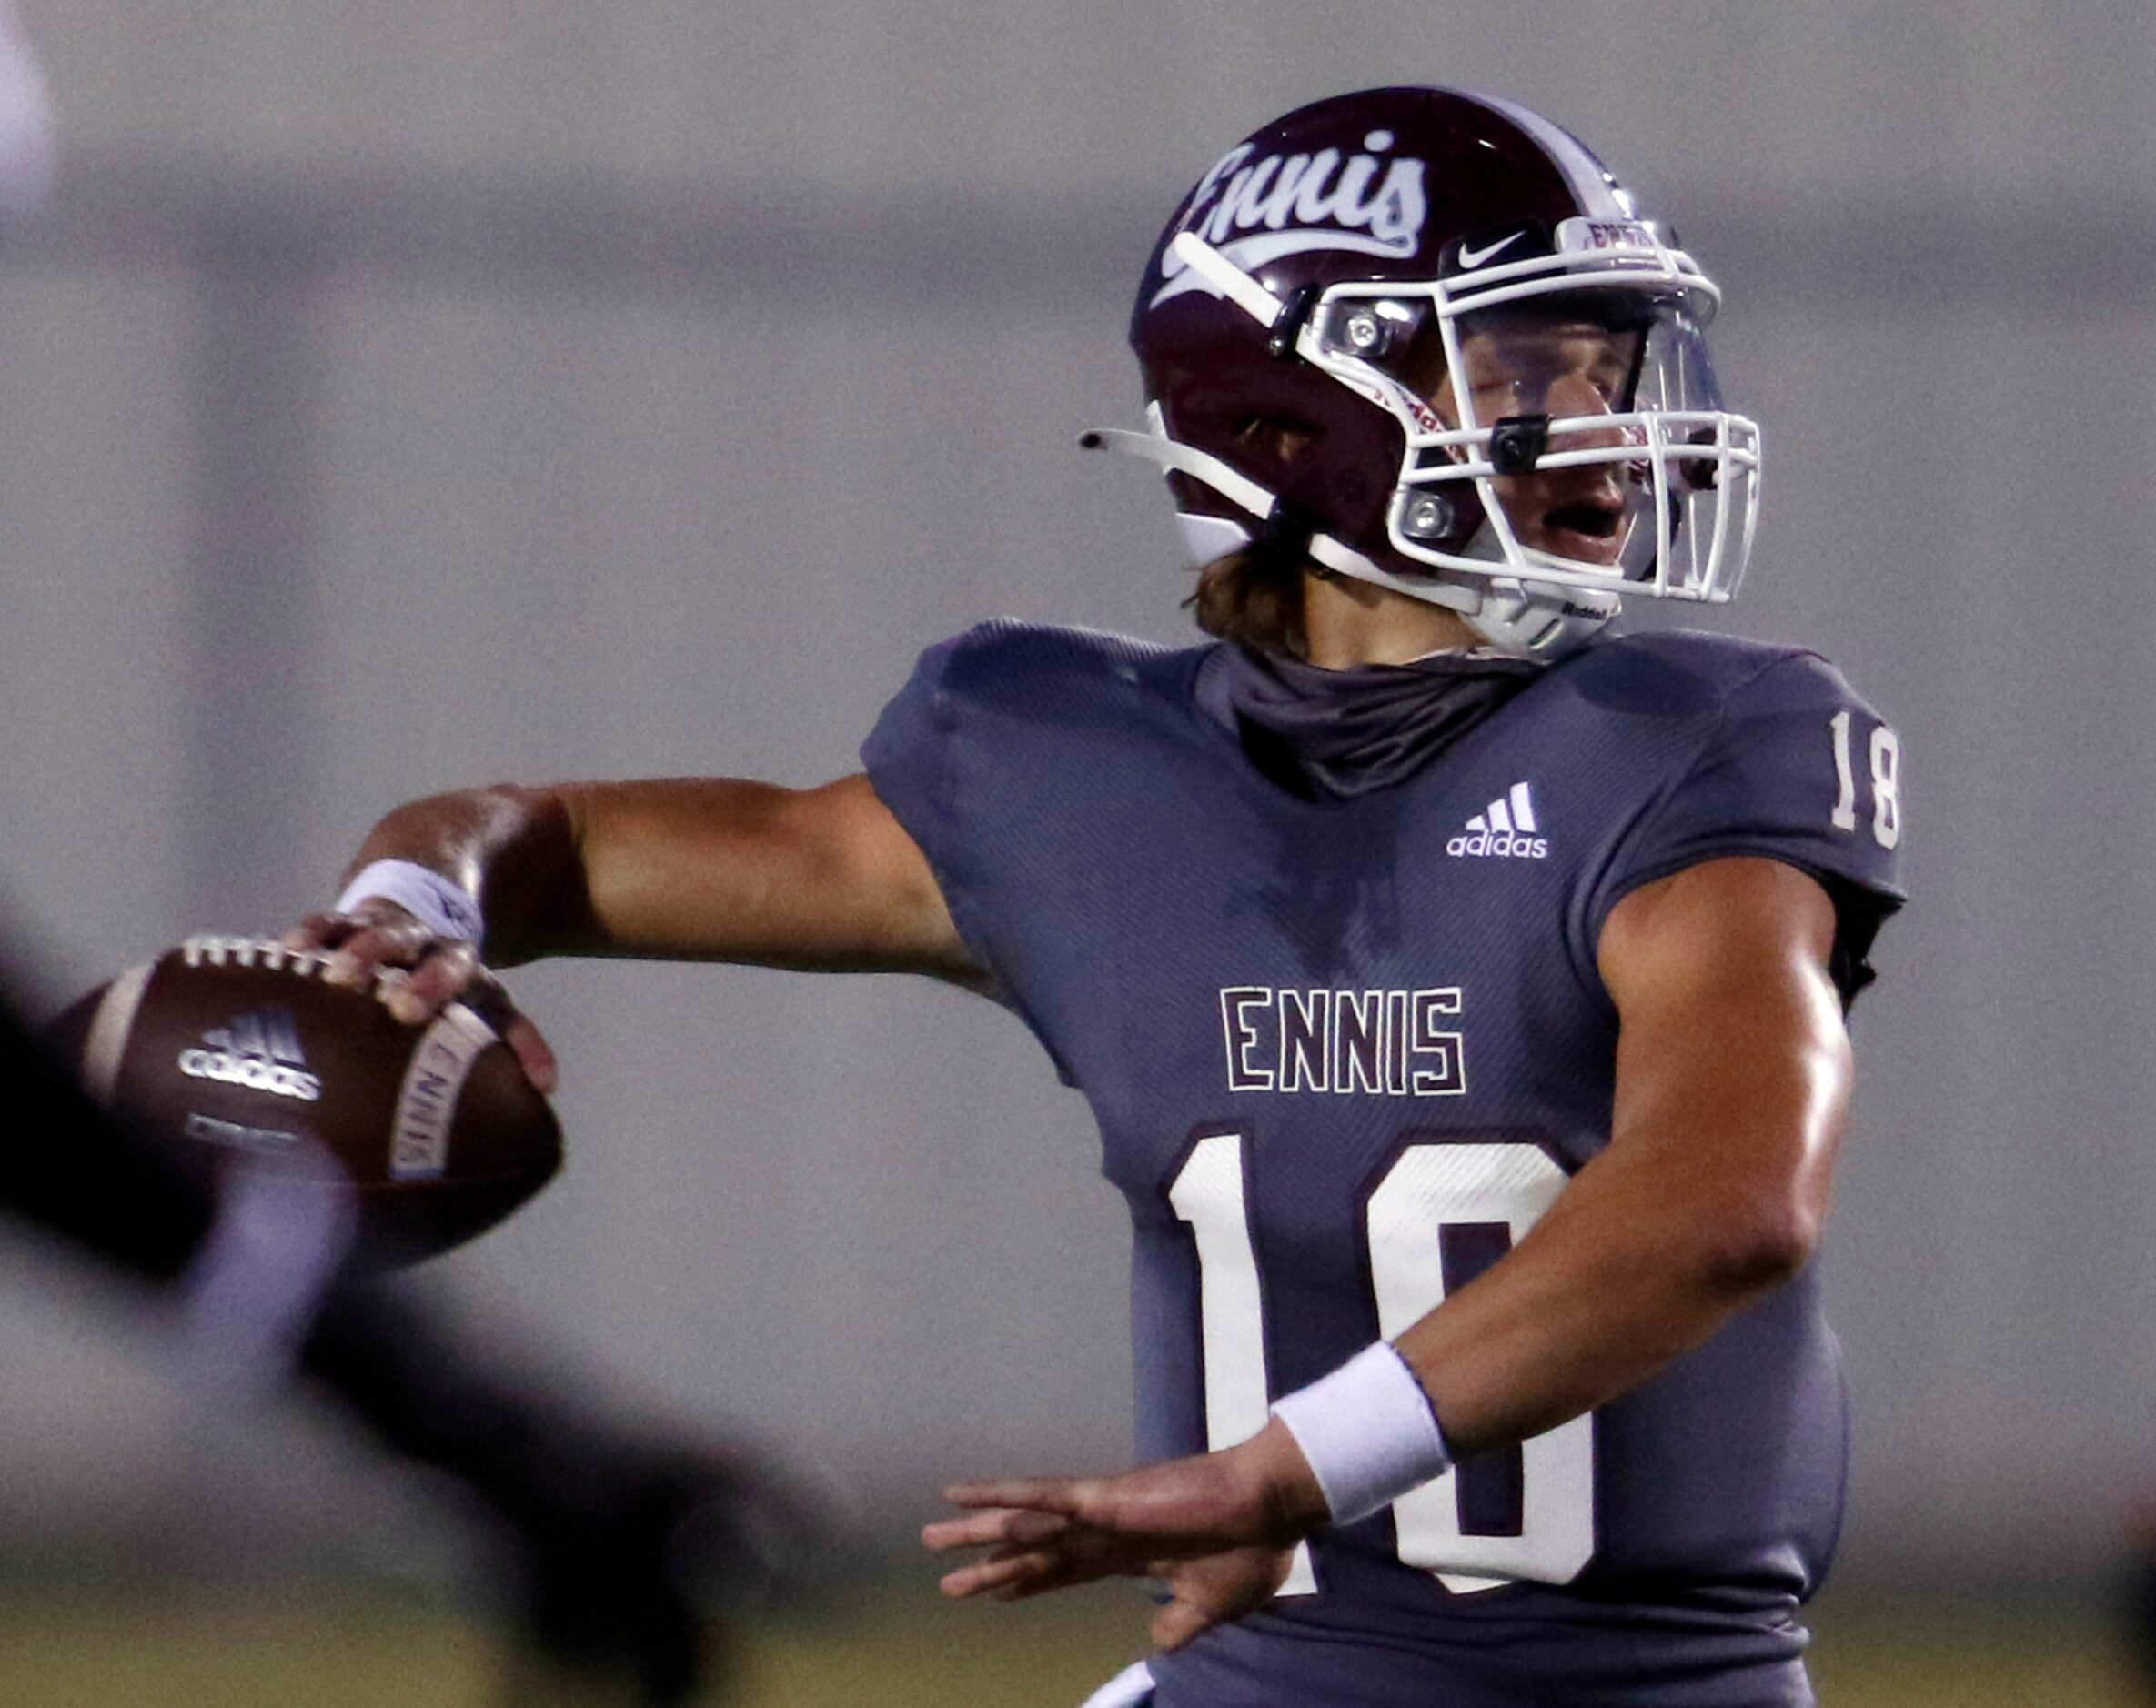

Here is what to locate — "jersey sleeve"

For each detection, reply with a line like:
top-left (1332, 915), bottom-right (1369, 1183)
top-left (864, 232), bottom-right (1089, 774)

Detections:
top-left (1587, 650), bottom-right (1906, 1000)
top-left (859, 629), bottom-right (999, 976)
top-left (858, 625), bottom-right (1091, 1079)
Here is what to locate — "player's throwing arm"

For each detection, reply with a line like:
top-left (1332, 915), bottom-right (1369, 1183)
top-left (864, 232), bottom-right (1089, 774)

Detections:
top-left (286, 775), bottom-right (983, 1092)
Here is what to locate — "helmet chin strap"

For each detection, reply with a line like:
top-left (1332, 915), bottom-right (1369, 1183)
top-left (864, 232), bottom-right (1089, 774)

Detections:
top-left (1080, 421), bottom-right (1610, 658)
top-left (1080, 425), bottom-right (1482, 610)
top-left (1103, 234), bottom-right (1617, 658)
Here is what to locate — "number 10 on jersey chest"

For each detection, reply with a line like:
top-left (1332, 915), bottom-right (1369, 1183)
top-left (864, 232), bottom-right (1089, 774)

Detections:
top-left (1168, 1130), bottom-right (1596, 1595)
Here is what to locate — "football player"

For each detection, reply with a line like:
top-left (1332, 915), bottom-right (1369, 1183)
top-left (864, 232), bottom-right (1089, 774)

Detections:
top-left (294, 88), bottom-right (1903, 1705)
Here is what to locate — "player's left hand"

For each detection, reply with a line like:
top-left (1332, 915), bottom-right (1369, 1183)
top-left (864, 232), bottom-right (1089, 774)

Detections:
top-left (921, 1419), bottom-right (1326, 1652)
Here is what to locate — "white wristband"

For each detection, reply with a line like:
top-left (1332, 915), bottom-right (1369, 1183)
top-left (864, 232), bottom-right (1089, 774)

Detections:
top-left (1270, 1342), bottom-right (1452, 1526)
top-left (334, 859), bottom-right (484, 946)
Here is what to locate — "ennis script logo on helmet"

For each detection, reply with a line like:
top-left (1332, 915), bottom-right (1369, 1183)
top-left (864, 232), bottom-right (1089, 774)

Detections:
top-left (1151, 129), bottom-right (1429, 307)
top-left (1089, 86), bottom-right (1762, 659)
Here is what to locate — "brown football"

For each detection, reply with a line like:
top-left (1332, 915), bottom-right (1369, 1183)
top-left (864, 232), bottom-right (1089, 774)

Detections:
top-left (46, 935), bottom-right (563, 1271)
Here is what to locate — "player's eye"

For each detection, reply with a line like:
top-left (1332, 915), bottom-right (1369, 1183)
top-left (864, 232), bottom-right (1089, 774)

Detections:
top-left (1588, 347), bottom-right (1637, 405)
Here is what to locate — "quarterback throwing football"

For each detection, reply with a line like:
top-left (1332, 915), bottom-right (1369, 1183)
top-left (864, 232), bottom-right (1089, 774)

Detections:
top-left (295, 88), bottom-right (1904, 1707)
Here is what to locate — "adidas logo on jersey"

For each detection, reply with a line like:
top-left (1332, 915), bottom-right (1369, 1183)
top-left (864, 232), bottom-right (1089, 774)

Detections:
top-left (177, 1005), bottom-right (323, 1101)
top-left (1446, 782), bottom-right (1549, 859)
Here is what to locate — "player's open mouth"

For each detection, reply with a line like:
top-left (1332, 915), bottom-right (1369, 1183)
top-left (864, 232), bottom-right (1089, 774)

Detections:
top-left (1541, 497), bottom-right (1627, 564)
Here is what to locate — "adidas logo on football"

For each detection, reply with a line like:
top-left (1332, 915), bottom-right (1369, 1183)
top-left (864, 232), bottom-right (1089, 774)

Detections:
top-left (177, 1005), bottom-right (324, 1102)
top-left (1446, 782), bottom-right (1549, 860)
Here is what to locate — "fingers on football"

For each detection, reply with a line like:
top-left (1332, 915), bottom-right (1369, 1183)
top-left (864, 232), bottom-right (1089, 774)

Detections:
top-left (393, 937), bottom-right (483, 1016)
top-left (284, 906), bottom-right (559, 1093)
top-left (316, 907), bottom-right (433, 988)
top-left (501, 1011), bottom-right (560, 1094)
top-left (282, 911), bottom-right (355, 953)
top-left (318, 923), bottom-right (481, 1024)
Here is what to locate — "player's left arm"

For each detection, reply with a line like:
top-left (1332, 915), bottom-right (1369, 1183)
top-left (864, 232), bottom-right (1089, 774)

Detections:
top-left (1388, 850), bottom-right (1848, 1448)
top-left (925, 852), bottom-right (1850, 1642)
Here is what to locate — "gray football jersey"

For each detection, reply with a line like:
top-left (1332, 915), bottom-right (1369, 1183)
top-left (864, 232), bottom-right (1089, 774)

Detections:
top-left (865, 621), bottom-right (1904, 1706)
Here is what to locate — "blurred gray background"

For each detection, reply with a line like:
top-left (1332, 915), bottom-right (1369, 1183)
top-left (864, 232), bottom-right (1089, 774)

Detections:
top-left (1, 0), bottom-right (2151, 1610)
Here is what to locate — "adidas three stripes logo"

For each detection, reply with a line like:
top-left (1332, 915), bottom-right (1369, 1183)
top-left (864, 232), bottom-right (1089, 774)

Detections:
top-left (177, 1004), bottom-right (325, 1101)
top-left (1445, 781), bottom-right (1550, 860)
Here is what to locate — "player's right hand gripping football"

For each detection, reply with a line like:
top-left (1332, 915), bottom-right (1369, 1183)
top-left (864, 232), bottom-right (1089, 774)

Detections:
top-left (282, 900), bottom-right (559, 1094)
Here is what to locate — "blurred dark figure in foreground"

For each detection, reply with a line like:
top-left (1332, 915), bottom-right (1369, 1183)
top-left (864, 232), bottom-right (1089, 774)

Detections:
top-left (0, 11), bottom-right (825, 1699)
top-left (0, 970), bottom-right (823, 1703)
top-left (303, 1281), bottom-right (826, 1706)
top-left (2121, 1512), bottom-right (2156, 1707)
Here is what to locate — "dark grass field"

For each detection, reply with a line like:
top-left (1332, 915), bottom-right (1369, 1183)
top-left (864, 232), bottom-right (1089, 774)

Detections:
top-left (0, 1576), bottom-right (2131, 1706)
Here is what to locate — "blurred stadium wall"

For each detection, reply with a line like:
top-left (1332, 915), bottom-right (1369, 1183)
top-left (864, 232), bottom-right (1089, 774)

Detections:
top-left (0, 0), bottom-right (2152, 1599)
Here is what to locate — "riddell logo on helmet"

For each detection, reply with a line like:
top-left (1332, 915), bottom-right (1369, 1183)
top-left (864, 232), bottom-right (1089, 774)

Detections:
top-left (1152, 129), bottom-right (1427, 307)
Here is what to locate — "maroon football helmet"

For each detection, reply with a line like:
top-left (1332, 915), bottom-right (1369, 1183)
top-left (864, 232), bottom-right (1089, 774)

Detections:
top-left (1090, 86), bottom-right (1758, 656)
